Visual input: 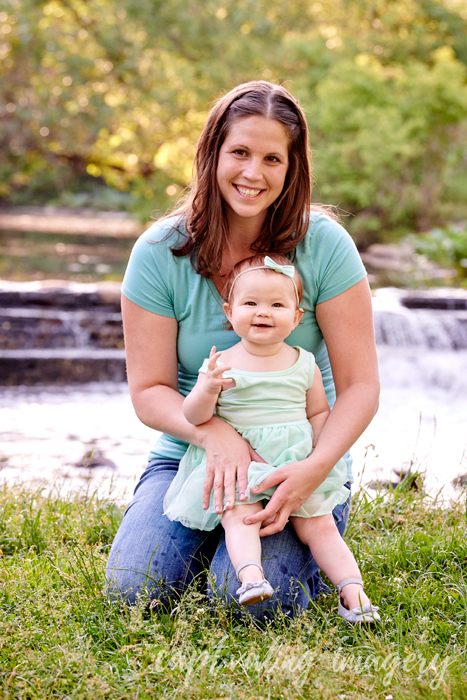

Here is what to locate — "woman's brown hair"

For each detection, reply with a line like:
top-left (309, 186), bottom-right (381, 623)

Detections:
top-left (166, 81), bottom-right (330, 277)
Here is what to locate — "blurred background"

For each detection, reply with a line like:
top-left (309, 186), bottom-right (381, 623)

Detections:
top-left (1, 0), bottom-right (467, 500)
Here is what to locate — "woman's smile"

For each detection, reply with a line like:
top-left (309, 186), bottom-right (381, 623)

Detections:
top-left (234, 185), bottom-right (264, 199)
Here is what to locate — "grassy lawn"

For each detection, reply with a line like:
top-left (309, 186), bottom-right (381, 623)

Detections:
top-left (1, 482), bottom-right (466, 699)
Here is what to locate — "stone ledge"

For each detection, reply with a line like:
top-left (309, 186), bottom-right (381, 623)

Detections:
top-left (0, 350), bottom-right (126, 385)
top-left (0, 349), bottom-right (126, 359)
top-left (401, 288), bottom-right (467, 310)
top-left (0, 279), bottom-right (122, 309)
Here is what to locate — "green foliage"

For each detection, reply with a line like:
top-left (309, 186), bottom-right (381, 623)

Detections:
top-left (1, 0), bottom-right (467, 236)
top-left (312, 48), bottom-right (467, 243)
top-left (406, 222), bottom-right (467, 277)
top-left (1, 483), bottom-right (467, 697)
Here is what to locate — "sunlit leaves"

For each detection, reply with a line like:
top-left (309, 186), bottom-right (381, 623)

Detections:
top-left (0, 0), bottom-right (466, 233)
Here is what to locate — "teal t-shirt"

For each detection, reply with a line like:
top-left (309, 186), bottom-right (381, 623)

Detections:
top-left (122, 212), bottom-right (367, 481)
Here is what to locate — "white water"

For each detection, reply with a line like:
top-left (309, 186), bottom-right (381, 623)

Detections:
top-left (0, 383), bottom-right (154, 502)
top-left (353, 346), bottom-right (467, 501)
top-left (1, 345), bottom-right (466, 503)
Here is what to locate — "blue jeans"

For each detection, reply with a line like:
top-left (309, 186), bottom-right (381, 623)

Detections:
top-left (106, 459), bottom-right (352, 621)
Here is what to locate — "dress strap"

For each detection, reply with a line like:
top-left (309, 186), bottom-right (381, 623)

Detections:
top-left (307, 350), bottom-right (315, 389)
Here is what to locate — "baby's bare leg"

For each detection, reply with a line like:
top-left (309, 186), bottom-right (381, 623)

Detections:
top-left (222, 502), bottom-right (264, 583)
top-left (291, 514), bottom-right (370, 609)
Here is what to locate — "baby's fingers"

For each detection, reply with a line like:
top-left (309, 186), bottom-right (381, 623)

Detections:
top-left (207, 350), bottom-right (223, 371)
top-left (211, 363), bottom-right (232, 378)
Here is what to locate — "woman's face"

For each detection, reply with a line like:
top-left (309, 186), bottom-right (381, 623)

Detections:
top-left (216, 116), bottom-right (289, 231)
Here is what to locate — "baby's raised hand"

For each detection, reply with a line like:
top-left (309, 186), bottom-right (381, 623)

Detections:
top-left (205, 346), bottom-right (233, 395)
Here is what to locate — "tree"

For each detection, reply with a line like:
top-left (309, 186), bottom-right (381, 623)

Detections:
top-left (1, 0), bottom-right (466, 236)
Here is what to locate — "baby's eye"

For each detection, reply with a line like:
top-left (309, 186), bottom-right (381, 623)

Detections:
top-left (245, 301), bottom-right (256, 306)
top-left (272, 302), bottom-right (284, 307)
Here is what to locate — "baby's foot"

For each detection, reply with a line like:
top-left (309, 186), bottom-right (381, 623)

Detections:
top-left (337, 577), bottom-right (381, 624)
top-left (236, 579), bottom-right (274, 606)
top-left (238, 563), bottom-right (264, 584)
top-left (340, 583), bottom-right (370, 610)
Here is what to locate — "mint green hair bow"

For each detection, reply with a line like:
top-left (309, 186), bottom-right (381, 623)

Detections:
top-left (263, 255), bottom-right (296, 279)
top-left (226, 256), bottom-right (302, 308)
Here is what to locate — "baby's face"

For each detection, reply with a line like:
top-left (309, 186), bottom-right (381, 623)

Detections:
top-left (223, 269), bottom-right (303, 345)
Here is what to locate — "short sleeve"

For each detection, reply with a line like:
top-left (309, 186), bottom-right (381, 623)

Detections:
top-left (121, 221), bottom-right (180, 317)
top-left (306, 215), bottom-right (367, 305)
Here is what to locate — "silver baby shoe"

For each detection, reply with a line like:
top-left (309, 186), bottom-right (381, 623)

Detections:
top-left (235, 560), bottom-right (274, 606)
top-left (337, 577), bottom-right (381, 624)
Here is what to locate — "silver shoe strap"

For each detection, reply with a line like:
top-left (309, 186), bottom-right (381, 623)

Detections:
top-left (337, 578), bottom-right (364, 594)
top-left (236, 560), bottom-right (263, 580)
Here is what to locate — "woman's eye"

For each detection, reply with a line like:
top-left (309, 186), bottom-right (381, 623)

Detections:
top-left (233, 149), bottom-right (247, 156)
top-left (266, 155), bottom-right (280, 163)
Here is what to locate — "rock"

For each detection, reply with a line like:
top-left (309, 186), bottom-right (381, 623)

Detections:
top-left (452, 473), bottom-right (467, 489)
top-left (361, 243), bottom-right (457, 281)
top-left (73, 450), bottom-right (116, 469)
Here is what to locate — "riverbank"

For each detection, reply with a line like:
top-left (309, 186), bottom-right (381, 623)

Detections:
top-left (1, 482), bottom-right (465, 698)
top-left (0, 205), bottom-right (460, 286)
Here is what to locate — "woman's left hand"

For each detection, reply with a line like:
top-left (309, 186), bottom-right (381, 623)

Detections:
top-left (243, 460), bottom-right (322, 536)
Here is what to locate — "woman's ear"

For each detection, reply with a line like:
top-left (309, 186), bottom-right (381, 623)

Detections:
top-left (294, 307), bottom-right (305, 327)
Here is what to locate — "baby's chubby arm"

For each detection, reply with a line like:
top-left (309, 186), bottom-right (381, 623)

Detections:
top-left (306, 365), bottom-right (331, 447)
top-left (183, 346), bottom-right (234, 426)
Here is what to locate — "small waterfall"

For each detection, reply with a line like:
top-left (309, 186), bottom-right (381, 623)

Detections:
top-left (0, 281), bottom-right (125, 384)
top-left (373, 288), bottom-right (467, 350)
top-left (2, 282), bottom-right (467, 384)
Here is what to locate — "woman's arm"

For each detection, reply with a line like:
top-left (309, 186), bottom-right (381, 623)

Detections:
top-left (245, 277), bottom-right (380, 535)
top-left (122, 296), bottom-right (258, 511)
top-left (306, 365), bottom-right (331, 447)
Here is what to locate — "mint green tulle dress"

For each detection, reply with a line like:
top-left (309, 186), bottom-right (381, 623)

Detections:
top-left (163, 347), bottom-right (349, 531)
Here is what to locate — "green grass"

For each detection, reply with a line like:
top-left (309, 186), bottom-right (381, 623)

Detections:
top-left (1, 482), bottom-right (466, 699)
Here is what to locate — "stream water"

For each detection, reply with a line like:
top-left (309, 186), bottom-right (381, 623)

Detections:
top-left (1, 343), bottom-right (466, 504)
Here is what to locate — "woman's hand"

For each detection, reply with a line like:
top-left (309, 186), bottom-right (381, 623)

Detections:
top-left (198, 418), bottom-right (265, 514)
top-left (243, 459), bottom-right (326, 536)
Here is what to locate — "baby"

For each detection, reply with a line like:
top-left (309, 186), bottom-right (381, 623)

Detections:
top-left (164, 253), bottom-right (380, 623)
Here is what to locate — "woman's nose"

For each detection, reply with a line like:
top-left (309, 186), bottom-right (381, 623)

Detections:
top-left (242, 157), bottom-right (263, 182)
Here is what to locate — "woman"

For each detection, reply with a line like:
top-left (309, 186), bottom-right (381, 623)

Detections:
top-left (105, 81), bottom-right (380, 620)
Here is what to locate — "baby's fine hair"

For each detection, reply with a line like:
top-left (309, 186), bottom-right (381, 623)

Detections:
top-left (221, 253), bottom-right (304, 305)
